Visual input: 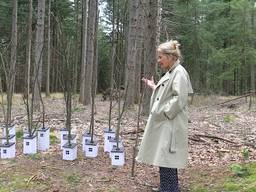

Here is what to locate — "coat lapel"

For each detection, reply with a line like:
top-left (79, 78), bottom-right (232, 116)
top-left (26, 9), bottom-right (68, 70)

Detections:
top-left (155, 73), bottom-right (170, 89)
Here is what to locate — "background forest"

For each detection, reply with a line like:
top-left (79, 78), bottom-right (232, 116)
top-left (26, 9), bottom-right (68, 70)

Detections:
top-left (0, 0), bottom-right (255, 111)
top-left (0, 1), bottom-right (256, 192)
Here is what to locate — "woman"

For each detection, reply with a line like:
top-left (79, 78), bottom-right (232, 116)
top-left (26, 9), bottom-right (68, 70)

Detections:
top-left (136, 40), bottom-right (193, 192)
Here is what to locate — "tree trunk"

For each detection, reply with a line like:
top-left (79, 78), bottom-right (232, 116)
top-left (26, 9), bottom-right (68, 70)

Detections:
top-left (6, 0), bottom-right (17, 125)
top-left (142, 0), bottom-right (160, 114)
top-left (125, 0), bottom-right (138, 106)
top-left (79, 0), bottom-right (88, 103)
top-left (46, 0), bottom-right (51, 97)
top-left (94, 9), bottom-right (99, 97)
top-left (83, 0), bottom-right (98, 105)
top-left (108, 0), bottom-right (116, 129)
top-left (73, 0), bottom-right (81, 94)
top-left (24, 0), bottom-right (32, 100)
top-left (251, 2), bottom-right (255, 93)
top-left (90, 7), bottom-right (99, 141)
top-left (134, 0), bottom-right (146, 103)
top-left (34, 0), bottom-right (46, 110)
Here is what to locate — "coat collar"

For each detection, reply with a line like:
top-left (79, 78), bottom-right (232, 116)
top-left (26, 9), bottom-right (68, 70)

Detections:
top-left (155, 60), bottom-right (180, 88)
top-left (168, 59), bottom-right (180, 74)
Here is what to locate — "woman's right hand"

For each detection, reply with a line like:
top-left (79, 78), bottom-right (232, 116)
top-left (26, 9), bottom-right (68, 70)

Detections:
top-left (142, 76), bottom-right (156, 90)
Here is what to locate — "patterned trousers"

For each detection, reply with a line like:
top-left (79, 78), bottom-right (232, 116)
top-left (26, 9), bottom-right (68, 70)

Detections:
top-left (159, 167), bottom-right (180, 192)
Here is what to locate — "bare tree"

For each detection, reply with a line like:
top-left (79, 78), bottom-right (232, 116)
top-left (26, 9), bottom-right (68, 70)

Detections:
top-left (46, 0), bottom-right (52, 97)
top-left (6, 0), bottom-right (17, 126)
top-left (131, 86), bottom-right (144, 176)
top-left (59, 37), bottom-right (74, 146)
top-left (0, 0), bottom-right (17, 144)
top-left (108, 0), bottom-right (116, 131)
top-left (24, 0), bottom-right (32, 100)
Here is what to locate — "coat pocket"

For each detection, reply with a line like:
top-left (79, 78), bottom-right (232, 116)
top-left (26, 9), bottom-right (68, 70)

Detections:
top-left (169, 126), bottom-right (176, 153)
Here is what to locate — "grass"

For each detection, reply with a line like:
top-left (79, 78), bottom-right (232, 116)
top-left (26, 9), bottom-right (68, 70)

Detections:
top-left (72, 106), bottom-right (84, 113)
top-left (0, 172), bottom-right (43, 192)
top-left (66, 173), bottom-right (81, 185)
top-left (107, 187), bottom-right (122, 192)
top-left (223, 114), bottom-right (236, 123)
top-left (189, 162), bottom-right (256, 192)
top-left (27, 153), bottom-right (42, 160)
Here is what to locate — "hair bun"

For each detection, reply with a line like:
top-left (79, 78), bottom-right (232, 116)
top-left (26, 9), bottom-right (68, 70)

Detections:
top-left (170, 40), bottom-right (180, 50)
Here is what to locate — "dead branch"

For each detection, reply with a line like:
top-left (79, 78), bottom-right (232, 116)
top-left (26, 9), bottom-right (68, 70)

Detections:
top-left (123, 128), bottom-right (144, 135)
top-left (218, 93), bottom-right (254, 106)
top-left (194, 134), bottom-right (236, 144)
top-left (198, 93), bottom-right (255, 110)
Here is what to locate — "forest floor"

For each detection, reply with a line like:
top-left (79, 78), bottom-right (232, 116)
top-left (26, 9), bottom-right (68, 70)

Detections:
top-left (0, 94), bottom-right (256, 192)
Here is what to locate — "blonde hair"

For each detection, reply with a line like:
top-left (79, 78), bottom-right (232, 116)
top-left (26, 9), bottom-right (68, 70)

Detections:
top-left (157, 40), bottom-right (181, 60)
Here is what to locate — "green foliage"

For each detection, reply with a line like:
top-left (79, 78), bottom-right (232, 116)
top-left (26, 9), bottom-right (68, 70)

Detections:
top-left (161, 0), bottom-right (256, 95)
top-left (50, 132), bottom-right (58, 145)
top-left (1, 0), bottom-right (256, 95)
top-left (98, 27), bottom-right (111, 92)
top-left (241, 148), bottom-right (249, 160)
top-left (229, 148), bottom-right (250, 178)
top-left (15, 129), bottom-right (23, 139)
top-left (230, 163), bottom-right (249, 177)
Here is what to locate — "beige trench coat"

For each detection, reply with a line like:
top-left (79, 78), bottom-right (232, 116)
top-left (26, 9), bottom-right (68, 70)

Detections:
top-left (136, 61), bottom-right (193, 168)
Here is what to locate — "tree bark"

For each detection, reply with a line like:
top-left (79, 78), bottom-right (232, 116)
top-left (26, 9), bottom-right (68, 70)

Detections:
top-left (24, 0), bottom-right (32, 100)
top-left (134, 0), bottom-right (146, 103)
top-left (251, 2), bottom-right (255, 93)
top-left (34, 0), bottom-right (46, 110)
top-left (125, 0), bottom-right (138, 106)
top-left (6, 0), bottom-right (17, 125)
top-left (142, 0), bottom-right (160, 114)
top-left (46, 0), bottom-right (51, 97)
top-left (83, 0), bottom-right (98, 105)
top-left (108, 0), bottom-right (116, 129)
top-left (79, 0), bottom-right (88, 103)
top-left (73, 0), bottom-right (81, 94)
top-left (90, 7), bottom-right (99, 141)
